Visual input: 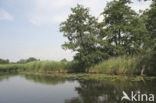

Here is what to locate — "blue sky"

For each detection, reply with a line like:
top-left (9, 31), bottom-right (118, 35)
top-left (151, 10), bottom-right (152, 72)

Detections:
top-left (0, 0), bottom-right (151, 62)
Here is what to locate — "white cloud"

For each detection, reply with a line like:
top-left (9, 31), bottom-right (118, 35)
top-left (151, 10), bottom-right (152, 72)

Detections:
top-left (27, 0), bottom-right (108, 25)
top-left (130, 0), bottom-right (151, 12)
top-left (28, 0), bottom-right (73, 25)
top-left (0, 8), bottom-right (13, 21)
top-left (28, 0), bottom-right (151, 26)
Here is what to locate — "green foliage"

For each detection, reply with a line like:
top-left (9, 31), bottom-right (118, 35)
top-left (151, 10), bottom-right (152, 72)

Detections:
top-left (100, 0), bottom-right (148, 56)
top-left (60, 58), bottom-right (68, 62)
top-left (60, 1), bottom-right (150, 70)
top-left (0, 60), bottom-right (84, 73)
top-left (139, 39), bottom-right (156, 75)
top-left (60, 4), bottom-right (105, 68)
top-left (20, 61), bottom-right (67, 73)
top-left (23, 74), bottom-right (66, 85)
top-left (89, 54), bottom-right (156, 75)
top-left (17, 60), bottom-right (83, 73)
top-left (89, 56), bottom-right (141, 75)
top-left (138, 0), bottom-right (156, 75)
top-left (0, 55), bottom-right (155, 75)
top-left (0, 64), bottom-right (19, 72)
top-left (0, 58), bottom-right (9, 64)
top-left (141, 0), bottom-right (156, 49)
top-left (144, 0), bottom-right (156, 39)
top-left (17, 57), bottom-right (39, 64)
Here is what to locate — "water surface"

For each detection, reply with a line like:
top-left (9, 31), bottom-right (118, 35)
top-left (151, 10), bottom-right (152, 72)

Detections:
top-left (0, 74), bottom-right (155, 103)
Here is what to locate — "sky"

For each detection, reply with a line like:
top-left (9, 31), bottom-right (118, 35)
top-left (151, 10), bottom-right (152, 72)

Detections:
top-left (0, 0), bottom-right (151, 62)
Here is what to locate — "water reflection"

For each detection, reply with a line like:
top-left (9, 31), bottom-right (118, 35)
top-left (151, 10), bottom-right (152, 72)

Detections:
top-left (23, 74), bottom-right (67, 85)
top-left (65, 79), bottom-right (156, 103)
top-left (0, 74), bottom-right (155, 103)
top-left (0, 73), bottom-right (17, 81)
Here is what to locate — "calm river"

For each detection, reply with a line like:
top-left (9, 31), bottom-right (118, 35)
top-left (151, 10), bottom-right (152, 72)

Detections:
top-left (0, 74), bottom-right (155, 103)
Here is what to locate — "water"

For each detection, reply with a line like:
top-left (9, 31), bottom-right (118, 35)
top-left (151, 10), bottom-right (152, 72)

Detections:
top-left (0, 74), bottom-right (156, 103)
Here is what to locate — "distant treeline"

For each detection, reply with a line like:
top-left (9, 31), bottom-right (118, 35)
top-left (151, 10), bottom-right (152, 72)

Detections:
top-left (0, 57), bottom-right (40, 64)
top-left (0, 59), bottom-right (9, 64)
top-left (17, 57), bottom-right (40, 64)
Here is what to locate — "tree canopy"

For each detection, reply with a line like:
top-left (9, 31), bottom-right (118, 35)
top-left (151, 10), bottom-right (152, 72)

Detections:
top-left (100, 0), bottom-right (148, 56)
top-left (60, 4), bottom-right (105, 68)
top-left (60, 0), bottom-right (154, 69)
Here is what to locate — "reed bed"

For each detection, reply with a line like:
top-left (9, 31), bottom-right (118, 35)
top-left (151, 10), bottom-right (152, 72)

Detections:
top-left (89, 56), bottom-right (142, 75)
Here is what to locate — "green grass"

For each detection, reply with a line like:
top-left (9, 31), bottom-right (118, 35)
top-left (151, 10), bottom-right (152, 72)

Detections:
top-left (20, 61), bottom-right (69, 73)
top-left (0, 60), bottom-right (81, 73)
top-left (0, 55), bottom-right (155, 76)
top-left (89, 56), bottom-right (142, 75)
top-left (0, 64), bottom-right (19, 72)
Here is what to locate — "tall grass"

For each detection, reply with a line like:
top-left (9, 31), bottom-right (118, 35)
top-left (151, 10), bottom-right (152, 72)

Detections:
top-left (20, 61), bottom-right (68, 73)
top-left (89, 56), bottom-right (142, 75)
top-left (19, 60), bottom-right (82, 73)
top-left (0, 64), bottom-right (19, 73)
top-left (0, 60), bottom-right (82, 73)
top-left (0, 56), bottom-right (155, 76)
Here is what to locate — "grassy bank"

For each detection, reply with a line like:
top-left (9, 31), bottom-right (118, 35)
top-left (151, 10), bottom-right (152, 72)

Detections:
top-left (20, 73), bottom-right (156, 82)
top-left (0, 64), bottom-right (19, 73)
top-left (19, 61), bottom-right (71, 73)
top-left (89, 56), bottom-right (155, 76)
top-left (0, 56), bottom-right (155, 76)
top-left (0, 60), bottom-right (80, 73)
top-left (89, 56), bottom-right (140, 75)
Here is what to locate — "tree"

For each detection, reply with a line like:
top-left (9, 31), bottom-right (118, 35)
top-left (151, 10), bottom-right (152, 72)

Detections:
top-left (146, 0), bottom-right (156, 51)
top-left (60, 58), bottom-right (68, 62)
top-left (60, 4), bottom-right (105, 69)
top-left (17, 57), bottom-right (39, 64)
top-left (17, 59), bottom-right (26, 64)
top-left (100, 0), bottom-right (148, 56)
top-left (0, 58), bottom-right (9, 64)
top-left (26, 57), bottom-right (38, 63)
top-left (140, 0), bottom-right (156, 75)
top-left (144, 0), bottom-right (156, 40)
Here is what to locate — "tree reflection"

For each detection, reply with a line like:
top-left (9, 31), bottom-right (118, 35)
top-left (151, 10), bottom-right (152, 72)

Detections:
top-left (22, 74), bottom-right (67, 85)
top-left (1, 74), bottom-right (155, 103)
top-left (0, 73), bottom-right (17, 81)
top-left (65, 79), bottom-right (156, 103)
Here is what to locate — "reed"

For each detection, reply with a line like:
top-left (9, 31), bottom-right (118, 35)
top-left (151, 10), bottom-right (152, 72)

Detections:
top-left (0, 64), bottom-right (19, 72)
top-left (89, 56), bottom-right (141, 75)
top-left (0, 55), bottom-right (155, 76)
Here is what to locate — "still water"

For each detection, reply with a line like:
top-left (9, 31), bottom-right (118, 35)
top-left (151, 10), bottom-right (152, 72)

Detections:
top-left (0, 74), bottom-right (156, 103)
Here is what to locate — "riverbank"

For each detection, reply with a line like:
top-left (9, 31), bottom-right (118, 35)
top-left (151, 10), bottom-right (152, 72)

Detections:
top-left (0, 56), bottom-right (155, 76)
top-left (20, 72), bottom-right (156, 82)
top-left (1, 72), bottom-right (156, 82)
